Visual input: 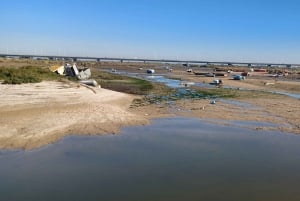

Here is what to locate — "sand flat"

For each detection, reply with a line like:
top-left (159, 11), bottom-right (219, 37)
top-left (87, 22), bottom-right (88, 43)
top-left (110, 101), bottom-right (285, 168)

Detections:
top-left (0, 81), bottom-right (148, 149)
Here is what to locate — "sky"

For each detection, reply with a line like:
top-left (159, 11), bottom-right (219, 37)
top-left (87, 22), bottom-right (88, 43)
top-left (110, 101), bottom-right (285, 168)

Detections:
top-left (1, 0), bottom-right (300, 63)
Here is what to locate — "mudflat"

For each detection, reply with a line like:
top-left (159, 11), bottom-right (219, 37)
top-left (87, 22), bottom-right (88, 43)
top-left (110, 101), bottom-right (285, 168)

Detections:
top-left (132, 94), bottom-right (300, 135)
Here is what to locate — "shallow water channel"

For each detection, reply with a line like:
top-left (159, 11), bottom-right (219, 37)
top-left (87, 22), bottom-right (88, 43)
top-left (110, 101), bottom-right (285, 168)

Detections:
top-left (118, 71), bottom-right (300, 99)
top-left (146, 74), bottom-right (300, 99)
top-left (1, 117), bottom-right (300, 201)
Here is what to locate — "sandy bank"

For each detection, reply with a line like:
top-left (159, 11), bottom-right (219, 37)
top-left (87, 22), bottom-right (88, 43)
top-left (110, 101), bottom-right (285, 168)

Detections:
top-left (0, 81), bottom-right (148, 150)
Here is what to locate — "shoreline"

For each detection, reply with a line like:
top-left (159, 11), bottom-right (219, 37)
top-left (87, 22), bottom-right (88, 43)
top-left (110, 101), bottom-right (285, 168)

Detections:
top-left (130, 94), bottom-right (300, 134)
top-left (0, 78), bottom-right (299, 150)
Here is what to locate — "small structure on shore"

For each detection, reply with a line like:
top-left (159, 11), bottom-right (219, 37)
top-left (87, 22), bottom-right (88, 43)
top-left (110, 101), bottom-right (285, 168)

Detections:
top-left (50, 63), bottom-right (91, 80)
top-left (50, 63), bottom-right (98, 87)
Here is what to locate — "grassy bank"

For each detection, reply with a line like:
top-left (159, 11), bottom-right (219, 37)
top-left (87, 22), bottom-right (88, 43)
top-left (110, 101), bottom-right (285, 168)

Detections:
top-left (0, 64), bottom-right (157, 95)
top-left (0, 66), bottom-right (61, 84)
top-left (91, 70), bottom-right (156, 95)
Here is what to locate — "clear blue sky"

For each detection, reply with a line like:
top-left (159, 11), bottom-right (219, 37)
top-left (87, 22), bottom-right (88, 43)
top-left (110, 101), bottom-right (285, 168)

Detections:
top-left (1, 0), bottom-right (300, 63)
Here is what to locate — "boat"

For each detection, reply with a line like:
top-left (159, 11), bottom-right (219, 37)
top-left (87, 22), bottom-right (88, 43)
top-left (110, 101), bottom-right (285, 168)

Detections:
top-left (233, 75), bottom-right (245, 80)
top-left (193, 72), bottom-right (209, 76)
top-left (205, 73), bottom-right (215, 77)
top-left (147, 69), bottom-right (155, 74)
top-left (209, 79), bottom-right (223, 86)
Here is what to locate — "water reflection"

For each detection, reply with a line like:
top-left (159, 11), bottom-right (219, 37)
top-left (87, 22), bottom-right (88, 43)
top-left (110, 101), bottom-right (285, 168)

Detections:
top-left (1, 117), bottom-right (300, 201)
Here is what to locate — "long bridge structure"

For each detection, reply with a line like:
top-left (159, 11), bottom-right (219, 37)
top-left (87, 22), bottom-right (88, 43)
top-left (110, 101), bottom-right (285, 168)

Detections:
top-left (0, 53), bottom-right (299, 68)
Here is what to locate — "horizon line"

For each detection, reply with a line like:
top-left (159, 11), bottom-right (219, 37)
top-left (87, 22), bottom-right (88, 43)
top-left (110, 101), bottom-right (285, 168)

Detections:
top-left (0, 52), bottom-right (299, 66)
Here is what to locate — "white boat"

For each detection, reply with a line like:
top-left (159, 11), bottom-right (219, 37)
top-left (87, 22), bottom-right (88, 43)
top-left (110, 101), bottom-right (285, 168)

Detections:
top-left (209, 79), bottom-right (223, 86)
top-left (147, 69), bottom-right (155, 74)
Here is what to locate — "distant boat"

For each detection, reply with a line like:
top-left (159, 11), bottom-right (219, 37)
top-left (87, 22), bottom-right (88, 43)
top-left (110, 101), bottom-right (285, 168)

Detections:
top-left (193, 72), bottom-right (209, 76)
top-left (193, 72), bottom-right (215, 77)
top-left (233, 75), bottom-right (245, 80)
top-left (147, 69), bottom-right (155, 74)
top-left (205, 73), bottom-right (215, 77)
top-left (210, 100), bottom-right (216, 104)
top-left (214, 72), bottom-right (228, 77)
top-left (209, 79), bottom-right (223, 86)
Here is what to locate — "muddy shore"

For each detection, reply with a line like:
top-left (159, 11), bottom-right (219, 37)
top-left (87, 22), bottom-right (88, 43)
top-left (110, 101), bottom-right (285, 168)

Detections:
top-left (0, 61), bottom-right (300, 150)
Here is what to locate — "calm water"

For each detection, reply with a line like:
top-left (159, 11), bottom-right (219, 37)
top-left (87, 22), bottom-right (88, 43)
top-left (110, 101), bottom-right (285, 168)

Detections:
top-left (1, 117), bottom-right (300, 201)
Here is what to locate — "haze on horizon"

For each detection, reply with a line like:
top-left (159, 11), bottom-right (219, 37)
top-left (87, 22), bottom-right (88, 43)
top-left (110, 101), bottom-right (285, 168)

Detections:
top-left (1, 0), bottom-right (300, 64)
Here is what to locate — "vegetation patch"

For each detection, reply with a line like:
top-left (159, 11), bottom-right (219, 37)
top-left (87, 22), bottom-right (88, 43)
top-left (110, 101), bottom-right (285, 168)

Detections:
top-left (92, 71), bottom-right (154, 95)
top-left (191, 87), bottom-right (238, 98)
top-left (152, 87), bottom-right (237, 102)
top-left (0, 66), bottom-right (61, 84)
top-left (131, 86), bottom-right (240, 108)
